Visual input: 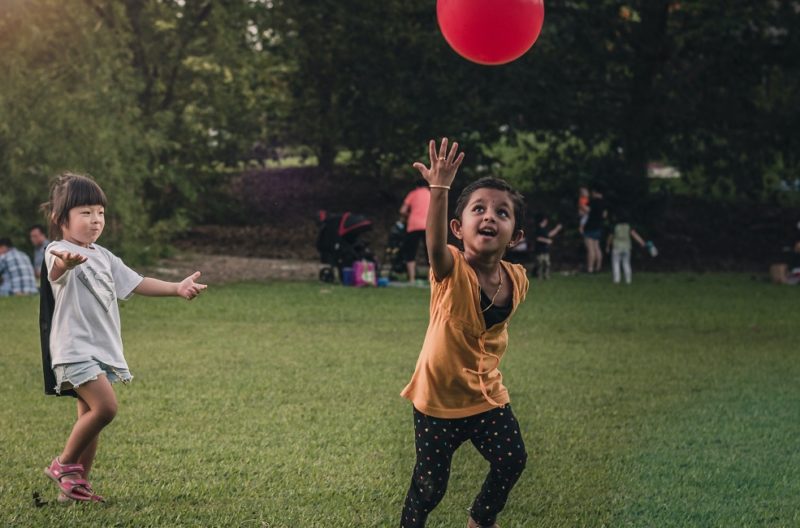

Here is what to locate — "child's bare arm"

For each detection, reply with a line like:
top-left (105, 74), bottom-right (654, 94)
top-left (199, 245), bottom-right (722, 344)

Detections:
top-left (412, 138), bottom-right (464, 281)
top-left (548, 224), bottom-right (563, 238)
top-left (631, 229), bottom-right (646, 247)
top-left (134, 272), bottom-right (207, 300)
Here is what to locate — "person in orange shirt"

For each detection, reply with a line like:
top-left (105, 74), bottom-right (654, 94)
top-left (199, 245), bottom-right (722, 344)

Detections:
top-left (400, 138), bottom-right (530, 528)
top-left (399, 179), bottom-right (431, 283)
top-left (577, 186), bottom-right (590, 235)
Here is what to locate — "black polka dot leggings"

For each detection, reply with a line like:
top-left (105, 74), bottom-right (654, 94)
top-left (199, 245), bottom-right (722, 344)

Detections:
top-left (400, 405), bottom-right (528, 528)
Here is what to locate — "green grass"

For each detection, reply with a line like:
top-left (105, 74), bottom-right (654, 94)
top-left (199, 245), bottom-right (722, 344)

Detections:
top-left (1, 274), bottom-right (798, 527)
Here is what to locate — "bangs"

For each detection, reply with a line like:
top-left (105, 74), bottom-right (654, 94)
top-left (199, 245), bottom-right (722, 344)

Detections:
top-left (48, 172), bottom-right (108, 238)
top-left (63, 176), bottom-right (107, 210)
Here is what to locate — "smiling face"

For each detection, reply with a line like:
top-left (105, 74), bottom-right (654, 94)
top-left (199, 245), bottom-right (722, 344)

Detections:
top-left (451, 187), bottom-right (522, 257)
top-left (60, 205), bottom-right (105, 247)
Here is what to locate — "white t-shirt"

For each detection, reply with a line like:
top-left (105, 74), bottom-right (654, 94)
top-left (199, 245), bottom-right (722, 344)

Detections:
top-left (46, 240), bottom-right (143, 368)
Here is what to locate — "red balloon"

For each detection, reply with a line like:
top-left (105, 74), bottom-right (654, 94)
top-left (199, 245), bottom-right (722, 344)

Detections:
top-left (437, 0), bottom-right (545, 65)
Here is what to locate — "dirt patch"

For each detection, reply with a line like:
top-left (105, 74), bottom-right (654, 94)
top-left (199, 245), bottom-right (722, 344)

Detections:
top-left (144, 253), bottom-right (321, 284)
top-left (178, 166), bottom-right (799, 274)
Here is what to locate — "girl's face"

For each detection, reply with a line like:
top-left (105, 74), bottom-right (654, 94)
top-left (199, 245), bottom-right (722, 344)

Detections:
top-left (61, 205), bottom-right (105, 247)
top-left (451, 188), bottom-right (522, 257)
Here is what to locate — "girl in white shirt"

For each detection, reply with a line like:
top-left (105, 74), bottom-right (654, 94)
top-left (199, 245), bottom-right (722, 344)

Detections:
top-left (40, 172), bottom-right (207, 503)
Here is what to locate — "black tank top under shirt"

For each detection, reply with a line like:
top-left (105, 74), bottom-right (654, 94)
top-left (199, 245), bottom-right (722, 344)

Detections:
top-left (480, 290), bottom-right (512, 328)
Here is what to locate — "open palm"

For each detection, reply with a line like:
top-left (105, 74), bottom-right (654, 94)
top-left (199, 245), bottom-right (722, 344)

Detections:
top-left (412, 137), bottom-right (465, 188)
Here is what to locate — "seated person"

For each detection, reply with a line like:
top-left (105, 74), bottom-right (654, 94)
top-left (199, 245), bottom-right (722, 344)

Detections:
top-left (29, 224), bottom-right (50, 279)
top-left (787, 241), bottom-right (800, 285)
top-left (0, 237), bottom-right (39, 296)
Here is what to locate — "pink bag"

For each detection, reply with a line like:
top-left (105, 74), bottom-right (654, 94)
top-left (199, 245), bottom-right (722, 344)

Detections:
top-left (353, 260), bottom-right (377, 287)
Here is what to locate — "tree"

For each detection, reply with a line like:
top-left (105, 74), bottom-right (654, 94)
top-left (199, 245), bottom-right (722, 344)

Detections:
top-left (0, 0), bottom-right (151, 258)
top-left (85, 0), bottom-right (284, 221)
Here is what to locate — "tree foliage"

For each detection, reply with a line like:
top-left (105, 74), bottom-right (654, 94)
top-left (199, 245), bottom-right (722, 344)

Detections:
top-left (1, 0), bottom-right (797, 257)
top-left (0, 0), bottom-right (150, 257)
top-left (0, 0), bottom-right (278, 258)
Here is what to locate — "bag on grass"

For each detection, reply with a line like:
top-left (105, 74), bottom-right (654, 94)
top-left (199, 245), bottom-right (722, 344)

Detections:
top-left (353, 259), bottom-right (377, 287)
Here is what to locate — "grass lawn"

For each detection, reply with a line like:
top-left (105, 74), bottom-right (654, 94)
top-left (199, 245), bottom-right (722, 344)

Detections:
top-left (1, 274), bottom-right (798, 527)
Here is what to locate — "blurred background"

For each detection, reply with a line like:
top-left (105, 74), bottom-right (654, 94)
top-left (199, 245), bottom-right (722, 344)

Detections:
top-left (1, 0), bottom-right (798, 271)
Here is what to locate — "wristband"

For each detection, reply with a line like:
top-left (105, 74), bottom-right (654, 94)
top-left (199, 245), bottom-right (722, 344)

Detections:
top-left (429, 185), bottom-right (450, 190)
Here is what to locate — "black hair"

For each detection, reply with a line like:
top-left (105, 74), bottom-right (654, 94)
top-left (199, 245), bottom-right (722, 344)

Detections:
top-left (0, 238), bottom-right (12, 247)
top-left (414, 178), bottom-right (428, 188)
top-left (454, 177), bottom-right (526, 233)
top-left (42, 172), bottom-right (107, 239)
top-left (30, 224), bottom-right (47, 235)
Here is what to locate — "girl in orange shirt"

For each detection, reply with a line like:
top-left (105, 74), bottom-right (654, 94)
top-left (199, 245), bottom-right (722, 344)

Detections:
top-left (400, 138), bottom-right (530, 528)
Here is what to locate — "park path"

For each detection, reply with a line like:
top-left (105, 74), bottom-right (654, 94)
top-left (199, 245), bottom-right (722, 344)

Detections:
top-left (144, 253), bottom-right (320, 284)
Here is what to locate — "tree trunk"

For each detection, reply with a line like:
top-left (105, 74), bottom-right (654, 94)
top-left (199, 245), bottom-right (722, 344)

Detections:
top-left (317, 142), bottom-right (336, 175)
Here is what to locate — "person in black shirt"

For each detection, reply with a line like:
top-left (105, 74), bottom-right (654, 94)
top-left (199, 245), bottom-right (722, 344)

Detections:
top-left (533, 214), bottom-right (562, 280)
top-left (582, 189), bottom-right (607, 273)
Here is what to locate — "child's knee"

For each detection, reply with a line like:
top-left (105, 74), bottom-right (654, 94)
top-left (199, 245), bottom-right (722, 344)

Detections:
top-left (95, 401), bottom-right (117, 424)
top-left (494, 448), bottom-right (527, 478)
top-left (409, 472), bottom-right (448, 512)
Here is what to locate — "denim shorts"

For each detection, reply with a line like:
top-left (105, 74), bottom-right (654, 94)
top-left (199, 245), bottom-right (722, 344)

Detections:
top-left (583, 228), bottom-right (603, 241)
top-left (53, 359), bottom-right (132, 395)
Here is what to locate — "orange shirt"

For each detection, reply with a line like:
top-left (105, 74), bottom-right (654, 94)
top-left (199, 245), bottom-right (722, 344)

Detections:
top-left (402, 187), bottom-right (431, 233)
top-left (400, 245), bottom-right (529, 418)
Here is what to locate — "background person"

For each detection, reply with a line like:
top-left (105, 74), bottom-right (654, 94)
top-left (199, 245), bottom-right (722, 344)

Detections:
top-left (0, 237), bottom-right (38, 296)
top-left (606, 212), bottom-right (647, 284)
top-left (533, 214), bottom-right (563, 280)
top-left (399, 178), bottom-right (431, 283)
top-left (786, 240), bottom-right (800, 285)
top-left (582, 188), bottom-right (607, 273)
top-left (30, 224), bottom-right (50, 279)
top-left (577, 186), bottom-right (590, 235)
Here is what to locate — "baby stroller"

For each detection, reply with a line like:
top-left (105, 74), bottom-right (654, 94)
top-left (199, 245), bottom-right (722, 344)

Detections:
top-left (316, 210), bottom-right (377, 283)
top-left (382, 219), bottom-right (407, 279)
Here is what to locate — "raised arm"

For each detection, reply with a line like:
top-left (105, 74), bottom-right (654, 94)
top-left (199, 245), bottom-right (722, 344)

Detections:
top-left (134, 271), bottom-right (207, 300)
top-left (548, 223), bottom-right (563, 238)
top-left (631, 229), bottom-right (646, 247)
top-left (412, 138), bottom-right (464, 281)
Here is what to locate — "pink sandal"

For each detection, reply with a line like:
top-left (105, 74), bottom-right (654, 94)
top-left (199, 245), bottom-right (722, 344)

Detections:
top-left (57, 483), bottom-right (104, 504)
top-left (44, 457), bottom-right (104, 502)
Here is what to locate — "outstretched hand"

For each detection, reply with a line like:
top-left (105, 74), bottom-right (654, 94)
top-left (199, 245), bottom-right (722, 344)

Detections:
top-left (412, 138), bottom-right (465, 188)
top-left (49, 249), bottom-right (87, 270)
top-left (177, 271), bottom-right (207, 300)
